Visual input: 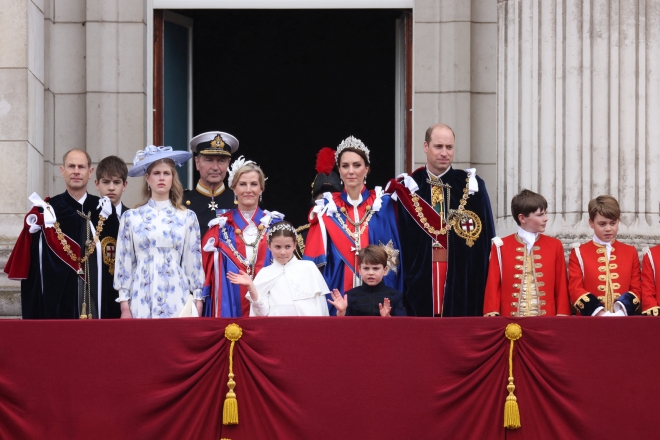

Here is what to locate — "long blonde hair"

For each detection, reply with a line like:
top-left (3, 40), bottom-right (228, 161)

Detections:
top-left (135, 158), bottom-right (185, 210)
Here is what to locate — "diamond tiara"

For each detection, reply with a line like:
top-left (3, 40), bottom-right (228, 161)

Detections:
top-left (334, 136), bottom-right (370, 164)
top-left (267, 222), bottom-right (298, 239)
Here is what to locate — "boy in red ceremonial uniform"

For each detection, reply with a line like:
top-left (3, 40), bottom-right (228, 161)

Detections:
top-left (568, 195), bottom-right (641, 316)
top-left (641, 244), bottom-right (660, 315)
top-left (483, 190), bottom-right (570, 316)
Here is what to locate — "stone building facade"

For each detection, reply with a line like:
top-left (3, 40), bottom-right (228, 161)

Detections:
top-left (0, 0), bottom-right (657, 317)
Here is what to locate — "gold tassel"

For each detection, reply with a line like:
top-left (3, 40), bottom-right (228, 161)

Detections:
top-left (223, 323), bottom-right (243, 425)
top-left (504, 323), bottom-right (522, 429)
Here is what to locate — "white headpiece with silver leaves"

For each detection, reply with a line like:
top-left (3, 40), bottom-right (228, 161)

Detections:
top-left (334, 136), bottom-right (370, 165)
top-left (227, 155), bottom-right (256, 188)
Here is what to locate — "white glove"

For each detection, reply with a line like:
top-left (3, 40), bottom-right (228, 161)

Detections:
top-left (97, 196), bottom-right (113, 219)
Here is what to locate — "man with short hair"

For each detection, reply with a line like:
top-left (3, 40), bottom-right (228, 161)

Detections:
top-left (95, 155), bottom-right (129, 219)
top-left (5, 149), bottom-right (118, 319)
top-left (386, 123), bottom-right (496, 316)
top-left (185, 131), bottom-right (239, 237)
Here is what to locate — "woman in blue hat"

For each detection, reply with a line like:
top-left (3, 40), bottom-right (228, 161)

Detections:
top-left (113, 146), bottom-right (205, 318)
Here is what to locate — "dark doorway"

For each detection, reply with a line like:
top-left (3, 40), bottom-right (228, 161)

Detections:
top-left (169, 9), bottom-right (402, 227)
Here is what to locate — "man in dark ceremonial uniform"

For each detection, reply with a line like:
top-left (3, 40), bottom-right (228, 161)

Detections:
top-left (185, 131), bottom-right (239, 238)
top-left (385, 123), bottom-right (496, 316)
top-left (4, 149), bottom-right (119, 319)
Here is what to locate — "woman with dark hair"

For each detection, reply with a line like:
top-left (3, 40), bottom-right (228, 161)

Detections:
top-left (201, 157), bottom-right (285, 318)
top-left (114, 146), bottom-right (205, 318)
top-left (303, 136), bottom-right (403, 307)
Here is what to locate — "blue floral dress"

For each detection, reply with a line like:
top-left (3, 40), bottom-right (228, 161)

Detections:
top-left (113, 199), bottom-right (204, 318)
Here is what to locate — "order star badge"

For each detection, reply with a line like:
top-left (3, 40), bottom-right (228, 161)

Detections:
top-left (379, 240), bottom-right (400, 274)
top-left (209, 201), bottom-right (218, 210)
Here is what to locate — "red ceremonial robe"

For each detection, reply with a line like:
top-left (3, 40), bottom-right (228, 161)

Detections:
top-left (641, 244), bottom-right (660, 315)
top-left (483, 233), bottom-right (570, 317)
top-left (201, 208), bottom-right (273, 318)
top-left (568, 239), bottom-right (642, 316)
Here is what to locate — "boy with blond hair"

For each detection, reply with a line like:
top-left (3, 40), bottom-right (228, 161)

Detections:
top-left (484, 189), bottom-right (570, 317)
top-left (568, 195), bottom-right (641, 316)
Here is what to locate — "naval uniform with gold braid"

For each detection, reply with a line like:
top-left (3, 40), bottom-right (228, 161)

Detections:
top-left (568, 239), bottom-right (642, 316)
top-left (483, 233), bottom-right (571, 317)
top-left (184, 182), bottom-right (234, 238)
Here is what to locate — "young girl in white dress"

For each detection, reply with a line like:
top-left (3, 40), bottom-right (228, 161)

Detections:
top-left (227, 221), bottom-right (330, 316)
top-left (114, 146), bottom-right (205, 318)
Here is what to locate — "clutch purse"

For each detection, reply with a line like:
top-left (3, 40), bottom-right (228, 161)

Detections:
top-left (177, 294), bottom-right (199, 318)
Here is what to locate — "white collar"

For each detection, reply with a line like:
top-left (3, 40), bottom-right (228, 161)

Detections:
top-left (427, 166), bottom-right (451, 180)
top-left (347, 193), bottom-right (363, 207)
top-left (271, 256), bottom-right (296, 268)
top-left (115, 203), bottom-right (123, 217)
top-left (592, 235), bottom-right (613, 247)
top-left (71, 192), bottom-right (87, 205)
top-left (149, 198), bottom-right (172, 210)
top-left (593, 235), bottom-right (614, 259)
top-left (517, 227), bottom-right (538, 251)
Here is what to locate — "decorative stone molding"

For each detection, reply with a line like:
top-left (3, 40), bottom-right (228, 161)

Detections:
top-left (497, 0), bottom-right (660, 239)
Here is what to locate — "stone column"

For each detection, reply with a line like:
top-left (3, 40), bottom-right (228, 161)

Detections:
top-left (413, 0), bottom-right (498, 213)
top-left (85, 0), bottom-right (146, 206)
top-left (0, 0), bottom-right (45, 316)
top-left (46, 0), bottom-right (86, 196)
top-left (497, 0), bottom-right (660, 246)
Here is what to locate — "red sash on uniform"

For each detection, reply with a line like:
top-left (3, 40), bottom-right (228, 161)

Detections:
top-left (386, 178), bottom-right (448, 315)
top-left (5, 201), bottom-right (83, 280)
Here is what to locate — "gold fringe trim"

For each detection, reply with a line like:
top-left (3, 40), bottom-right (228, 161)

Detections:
top-left (504, 323), bottom-right (522, 429)
top-left (223, 323), bottom-right (243, 425)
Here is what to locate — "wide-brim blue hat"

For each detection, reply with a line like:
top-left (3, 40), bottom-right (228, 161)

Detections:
top-left (128, 146), bottom-right (193, 177)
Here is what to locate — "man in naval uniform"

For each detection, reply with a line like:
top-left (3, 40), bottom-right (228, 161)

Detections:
top-left (385, 123), bottom-right (496, 316)
top-left (185, 131), bottom-right (239, 238)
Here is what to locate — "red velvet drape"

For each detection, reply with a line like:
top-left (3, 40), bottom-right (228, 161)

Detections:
top-left (1, 317), bottom-right (658, 439)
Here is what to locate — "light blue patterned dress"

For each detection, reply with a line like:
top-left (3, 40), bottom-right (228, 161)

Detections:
top-left (113, 199), bottom-right (204, 318)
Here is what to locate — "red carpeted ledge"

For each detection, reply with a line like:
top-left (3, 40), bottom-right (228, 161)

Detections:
top-left (0, 317), bottom-right (657, 440)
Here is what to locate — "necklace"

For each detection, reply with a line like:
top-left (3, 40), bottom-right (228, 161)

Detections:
top-left (53, 210), bottom-right (106, 273)
top-left (236, 210), bottom-right (263, 247)
top-left (55, 209), bottom-right (106, 319)
top-left (221, 225), bottom-right (266, 279)
top-left (334, 205), bottom-right (374, 242)
top-left (334, 204), bottom-right (375, 288)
